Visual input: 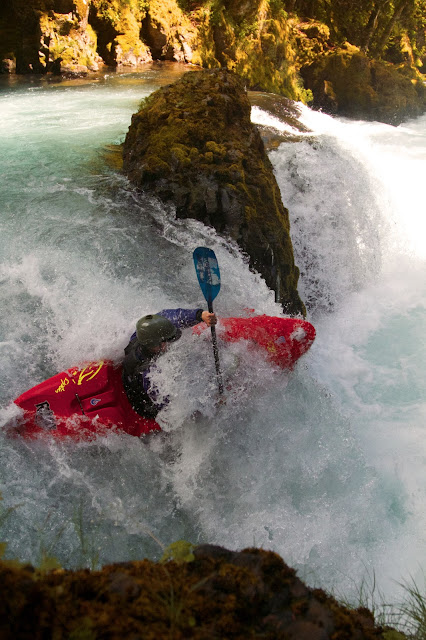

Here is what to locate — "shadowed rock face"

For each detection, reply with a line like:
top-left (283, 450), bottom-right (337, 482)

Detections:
top-left (300, 47), bottom-right (426, 126)
top-left (123, 69), bottom-right (306, 316)
top-left (0, 545), bottom-right (389, 639)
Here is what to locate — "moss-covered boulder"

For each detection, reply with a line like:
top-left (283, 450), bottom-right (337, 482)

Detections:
top-left (0, 544), bottom-right (394, 639)
top-left (123, 69), bottom-right (305, 316)
top-left (301, 45), bottom-right (426, 125)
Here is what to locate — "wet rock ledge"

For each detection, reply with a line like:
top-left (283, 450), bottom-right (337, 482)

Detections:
top-left (123, 69), bottom-right (305, 317)
top-left (0, 544), bottom-right (396, 639)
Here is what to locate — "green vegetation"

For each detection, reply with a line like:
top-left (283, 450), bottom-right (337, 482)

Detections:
top-left (397, 576), bottom-right (426, 639)
top-left (1, 488), bottom-right (426, 637)
top-left (161, 540), bottom-right (196, 564)
top-left (300, 44), bottom-right (426, 123)
top-left (282, 0), bottom-right (426, 121)
top-left (281, 0), bottom-right (426, 66)
top-left (332, 567), bottom-right (426, 640)
top-left (0, 0), bottom-right (424, 121)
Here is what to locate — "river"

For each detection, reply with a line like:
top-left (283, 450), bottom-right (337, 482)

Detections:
top-left (0, 64), bottom-right (424, 608)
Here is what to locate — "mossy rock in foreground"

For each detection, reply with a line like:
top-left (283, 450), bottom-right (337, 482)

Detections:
top-left (123, 69), bottom-right (305, 316)
top-left (0, 545), bottom-right (394, 639)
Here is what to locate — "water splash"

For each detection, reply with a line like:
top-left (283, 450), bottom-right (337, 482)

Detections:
top-left (0, 73), bottom-right (424, 607)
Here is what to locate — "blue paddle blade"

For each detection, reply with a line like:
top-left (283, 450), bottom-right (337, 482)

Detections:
top-left (193, 247), bottom-right (221, 306)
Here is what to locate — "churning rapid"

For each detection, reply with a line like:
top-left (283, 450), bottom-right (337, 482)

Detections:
top-left (0, 68), bottom-right (424, 606)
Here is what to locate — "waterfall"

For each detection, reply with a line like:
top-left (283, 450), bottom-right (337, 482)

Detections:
top-left (0, 71), bottom-right (424, 605)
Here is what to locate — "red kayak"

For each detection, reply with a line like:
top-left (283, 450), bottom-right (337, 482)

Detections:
top-left (198, 315), bottom-right (316, 369)
top-left (12, 360), bottom-right (160, 440)
top-left (12, 316), bottom-right (315, 440)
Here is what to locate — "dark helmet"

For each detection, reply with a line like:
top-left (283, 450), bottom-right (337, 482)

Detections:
top-left (136, 314), bottom-right (182, 349)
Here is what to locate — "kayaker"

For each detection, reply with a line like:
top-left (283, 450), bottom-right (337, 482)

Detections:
top-left (122, 308), bottom-right (217, 419)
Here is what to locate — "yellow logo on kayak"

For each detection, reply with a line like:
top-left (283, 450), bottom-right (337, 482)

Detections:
top-left (54, 362), bottom-right (104, 392)
top-left (266, 341), bottom-right (277, 354)
top-left (55, 378), bottom-right (70, 393)
top-left (77, 362), bottom-right (104, 386)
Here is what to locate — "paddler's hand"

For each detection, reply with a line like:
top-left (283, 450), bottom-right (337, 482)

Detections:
top-left (201, 311), bottom-right (217, 327)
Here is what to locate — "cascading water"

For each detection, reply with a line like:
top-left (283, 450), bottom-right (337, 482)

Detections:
top-left (0, 68), bottom-right (424, 607)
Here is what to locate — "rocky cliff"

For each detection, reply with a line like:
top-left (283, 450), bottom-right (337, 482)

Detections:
top-left (300, 43), bottom-right (426, 125)
top-left (0, 543), bottom-right (401, 639)
top-left (1, 0), bottom-right (425, 125)
top-left (122, 68), bottom-right (306, 316)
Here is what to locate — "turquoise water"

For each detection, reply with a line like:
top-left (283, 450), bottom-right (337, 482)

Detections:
top-left (0, 68), bottom-right (425, 605)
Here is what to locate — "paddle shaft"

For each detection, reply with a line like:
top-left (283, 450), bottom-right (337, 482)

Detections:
top-left (208, 301), bottom-right (224, 395)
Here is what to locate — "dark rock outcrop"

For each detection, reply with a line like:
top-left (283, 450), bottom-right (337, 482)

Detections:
top-left (0, 544), bottom-right (394, 639)
top-left (123, 69), bottom-right (305, 316)
top-left (301, 45), bottom-right (426, 125)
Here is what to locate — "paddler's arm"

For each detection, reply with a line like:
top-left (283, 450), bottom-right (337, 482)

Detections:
top-left (158, 308), bottom-right (217, 329)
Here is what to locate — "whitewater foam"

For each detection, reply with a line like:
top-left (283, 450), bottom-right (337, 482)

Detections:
top-left (0, 73), bottom-right (424, 606)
